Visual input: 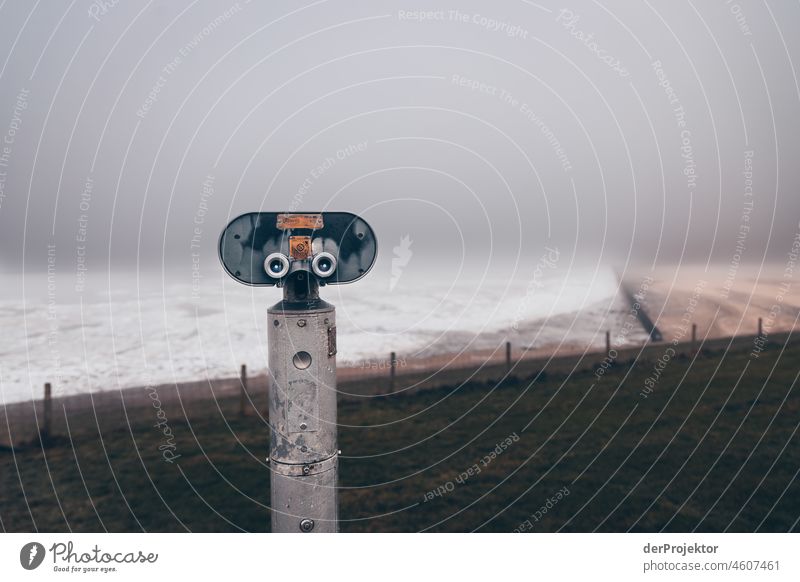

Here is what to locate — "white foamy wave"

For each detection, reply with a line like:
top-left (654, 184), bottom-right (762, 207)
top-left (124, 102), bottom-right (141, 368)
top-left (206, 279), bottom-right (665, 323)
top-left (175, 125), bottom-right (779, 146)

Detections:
top-left (0, 266), bottom-right (645, 404)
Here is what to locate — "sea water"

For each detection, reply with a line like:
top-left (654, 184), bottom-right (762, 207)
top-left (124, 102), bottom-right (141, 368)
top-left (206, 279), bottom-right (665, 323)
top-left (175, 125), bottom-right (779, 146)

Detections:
top-left (0, 265), bottom-right (647, 404)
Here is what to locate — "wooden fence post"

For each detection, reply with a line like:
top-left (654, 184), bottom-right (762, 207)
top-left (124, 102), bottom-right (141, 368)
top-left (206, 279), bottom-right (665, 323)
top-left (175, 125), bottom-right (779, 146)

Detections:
top-left (43, 382), bottom-right (52, 439)
top-left (605, 331), bottom-right (611, 356)
top-left (389, 352), bottom-right (396, 393)
top-left (240, 364), bottom-right (247, 417)
top-left (758, 317), bottom-right (763, 338)
top-left (506, 341), bottom-right (512, 372)
top-left (691, 323), bottom-right (697, 356)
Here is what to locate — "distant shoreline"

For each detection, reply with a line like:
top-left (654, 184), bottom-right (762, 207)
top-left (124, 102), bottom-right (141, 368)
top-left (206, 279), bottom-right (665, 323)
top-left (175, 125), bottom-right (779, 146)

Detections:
top-left (2, 328), bottom-right (792, 449)
top-left (3, 262), bottom-right (797, 418)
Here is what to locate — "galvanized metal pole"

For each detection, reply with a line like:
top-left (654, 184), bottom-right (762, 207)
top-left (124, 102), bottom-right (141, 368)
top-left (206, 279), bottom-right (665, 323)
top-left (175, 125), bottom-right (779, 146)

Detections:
top-left (268, 273), bottom-right (338, 533)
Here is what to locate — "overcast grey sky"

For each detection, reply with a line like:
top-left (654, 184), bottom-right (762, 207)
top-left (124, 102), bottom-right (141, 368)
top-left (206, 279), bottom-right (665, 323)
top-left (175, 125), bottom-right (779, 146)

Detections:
top-left (0, 0), bottom-right (798, 280)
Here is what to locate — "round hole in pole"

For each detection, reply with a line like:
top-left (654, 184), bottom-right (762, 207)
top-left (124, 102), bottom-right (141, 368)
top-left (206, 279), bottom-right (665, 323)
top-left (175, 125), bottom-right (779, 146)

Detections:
top-left (293, 351), bottom-right (312, 369)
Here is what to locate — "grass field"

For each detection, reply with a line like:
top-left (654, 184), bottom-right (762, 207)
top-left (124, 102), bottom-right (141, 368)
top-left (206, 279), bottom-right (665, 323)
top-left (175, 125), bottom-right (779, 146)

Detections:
top-left (1, 333), bottom-right (798, 532)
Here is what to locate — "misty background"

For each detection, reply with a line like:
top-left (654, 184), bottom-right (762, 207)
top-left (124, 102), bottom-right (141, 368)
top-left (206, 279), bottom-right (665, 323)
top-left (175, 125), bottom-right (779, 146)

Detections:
top-left (0, 0), bottom-right (798, 279)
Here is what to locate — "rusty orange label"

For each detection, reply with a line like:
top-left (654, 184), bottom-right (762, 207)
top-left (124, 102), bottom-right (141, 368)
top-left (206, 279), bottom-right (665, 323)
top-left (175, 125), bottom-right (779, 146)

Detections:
top-left (276, 213), bottom-right (323, 230)
top-left (289, 236), bottom-right (312, 260)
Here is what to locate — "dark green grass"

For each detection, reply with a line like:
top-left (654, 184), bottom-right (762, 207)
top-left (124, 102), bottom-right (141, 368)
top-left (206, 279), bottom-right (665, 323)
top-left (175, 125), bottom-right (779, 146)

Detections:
top-left (1, 336), bottom-right (798, 532)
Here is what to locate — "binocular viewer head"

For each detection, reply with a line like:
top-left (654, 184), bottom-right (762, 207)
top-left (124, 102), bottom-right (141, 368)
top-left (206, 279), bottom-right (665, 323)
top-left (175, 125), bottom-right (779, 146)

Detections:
top-left (219, 212), bottom-right (377, 287)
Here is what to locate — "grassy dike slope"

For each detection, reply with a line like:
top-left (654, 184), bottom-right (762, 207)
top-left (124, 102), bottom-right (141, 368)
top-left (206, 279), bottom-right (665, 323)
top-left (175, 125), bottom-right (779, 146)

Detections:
top-left (1, 334), bottom-right (798, 532)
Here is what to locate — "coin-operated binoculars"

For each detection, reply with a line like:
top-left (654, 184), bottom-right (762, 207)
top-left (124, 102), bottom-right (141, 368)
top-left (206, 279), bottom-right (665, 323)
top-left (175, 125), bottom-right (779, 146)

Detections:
top-left (219, 212), bottom-right (377, 533)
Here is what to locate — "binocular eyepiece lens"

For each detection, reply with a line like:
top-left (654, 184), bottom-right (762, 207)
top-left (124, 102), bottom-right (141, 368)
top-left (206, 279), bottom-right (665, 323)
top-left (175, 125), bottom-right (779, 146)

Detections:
top-left (264, 253), bottom-right (290, 279)
top-left (312, 252), bottom-right (337, 278)
top-left (263, 251), bottom-right (337, 279)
